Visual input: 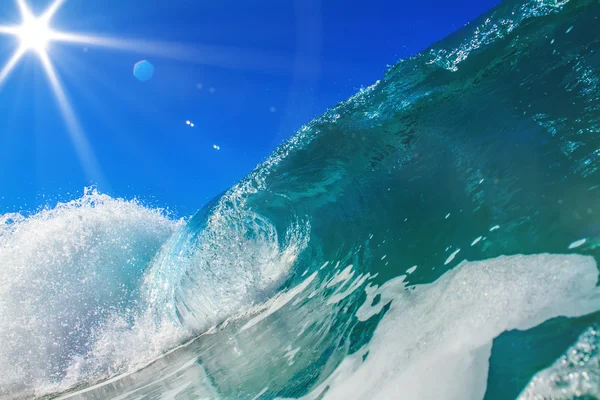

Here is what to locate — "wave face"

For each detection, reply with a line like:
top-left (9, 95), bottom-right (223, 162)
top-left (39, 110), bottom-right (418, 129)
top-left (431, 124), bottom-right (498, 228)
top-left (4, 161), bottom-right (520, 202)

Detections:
top-left (3, 0), bottom-right (600, 398)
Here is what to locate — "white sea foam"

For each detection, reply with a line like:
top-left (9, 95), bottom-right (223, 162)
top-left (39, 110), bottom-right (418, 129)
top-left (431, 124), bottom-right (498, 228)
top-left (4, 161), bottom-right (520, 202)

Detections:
top-left (302, 254), bottom-right (600, 400)
top-left (445, 248), bottom-right (461, 265)
top-left (326, 272), bottom-right (370, 306)
top-left (0, 189), bottom-right (180, 398)
top-left (519, 326), bottom-right (600, 399)
top-left (241, 272), bottom-right (317, 332)
top-left (569, 238), bottom-right (587, 249)
top-left (326, 266), bottom-right (355, 288)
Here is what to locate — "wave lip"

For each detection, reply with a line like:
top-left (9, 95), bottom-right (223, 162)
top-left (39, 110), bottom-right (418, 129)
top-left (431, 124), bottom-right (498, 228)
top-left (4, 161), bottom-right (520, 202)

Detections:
top-left (143, 185), bottom-right (311, 334)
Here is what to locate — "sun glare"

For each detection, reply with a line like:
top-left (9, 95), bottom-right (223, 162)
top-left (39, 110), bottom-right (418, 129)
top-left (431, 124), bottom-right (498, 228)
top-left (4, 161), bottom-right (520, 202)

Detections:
top-left (0, 0), bottom-right (108, 185)
top-left (18, 17), bottom-right (52, 52)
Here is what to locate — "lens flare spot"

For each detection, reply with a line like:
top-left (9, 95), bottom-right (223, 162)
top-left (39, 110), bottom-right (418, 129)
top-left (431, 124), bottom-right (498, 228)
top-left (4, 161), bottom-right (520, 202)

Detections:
top-left (133, 60), bottom-right (154, 82)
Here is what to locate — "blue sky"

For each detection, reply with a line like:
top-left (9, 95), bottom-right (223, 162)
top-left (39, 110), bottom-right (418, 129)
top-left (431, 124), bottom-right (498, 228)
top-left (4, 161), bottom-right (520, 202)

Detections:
top-left (0, 0), bottom-right (500, 216)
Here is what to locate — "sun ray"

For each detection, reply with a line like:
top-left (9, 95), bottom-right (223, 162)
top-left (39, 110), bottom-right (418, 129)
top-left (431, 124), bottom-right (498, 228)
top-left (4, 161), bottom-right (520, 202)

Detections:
top-left (3, 0), bottom-right (293, 79)
top-left (16, 0), bottom-right (33, 21)
top-left (41, 0), bottom-right (66, 22)
top-left (38, 51), bottom-right (107, 186)
top-left (49, 32), bottom-right (293, 74)
top-left (47, 31), bottom-right (110, 46)
top-left (0, 25), bottom-right (19, 36)
top-left (0, 47), bottom-right (25, 86)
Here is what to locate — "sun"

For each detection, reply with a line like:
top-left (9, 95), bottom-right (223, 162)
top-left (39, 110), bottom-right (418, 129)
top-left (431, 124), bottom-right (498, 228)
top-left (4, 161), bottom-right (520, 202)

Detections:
top-left (0, 0), bottom-right (63, 63)
top-left (17, 15), bottom-right (53, 53)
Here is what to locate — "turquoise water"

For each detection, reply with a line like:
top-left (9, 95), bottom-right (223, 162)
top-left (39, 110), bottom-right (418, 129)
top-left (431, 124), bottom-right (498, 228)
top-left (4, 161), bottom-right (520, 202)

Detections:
top-left (2, 0), bottom-right (600, 398)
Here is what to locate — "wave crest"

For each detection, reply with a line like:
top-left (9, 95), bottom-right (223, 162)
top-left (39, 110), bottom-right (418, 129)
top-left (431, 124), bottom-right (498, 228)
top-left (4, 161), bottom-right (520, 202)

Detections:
top-left (0, 189), bottom-right (179, 397)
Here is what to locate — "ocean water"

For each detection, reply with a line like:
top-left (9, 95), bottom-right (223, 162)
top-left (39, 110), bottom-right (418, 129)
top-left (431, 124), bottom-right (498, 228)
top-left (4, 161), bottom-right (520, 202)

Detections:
top-left (2, 0), bottom-right (600, 399)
